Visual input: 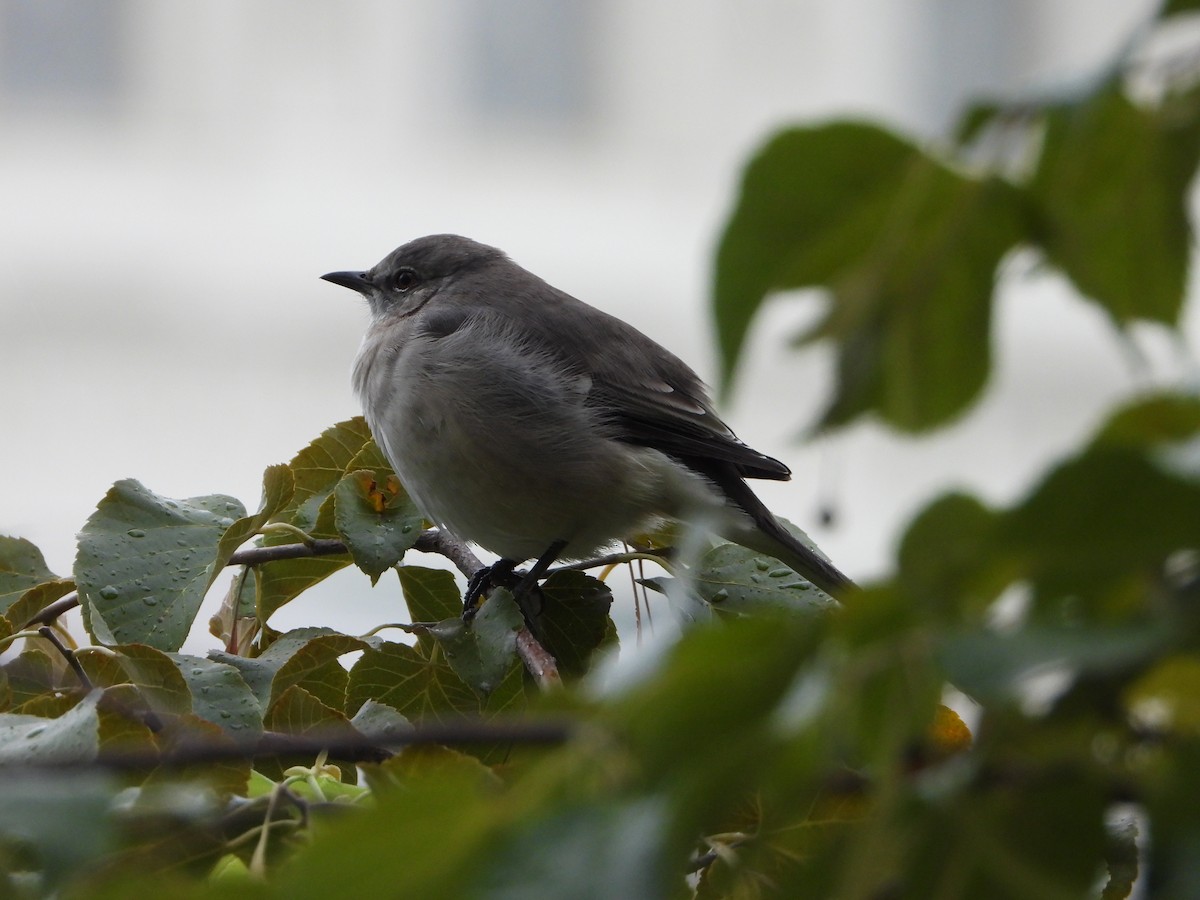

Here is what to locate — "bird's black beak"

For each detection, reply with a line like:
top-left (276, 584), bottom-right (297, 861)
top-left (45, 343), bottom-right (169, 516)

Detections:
top-left (320, 270), bottom-right (374, 294)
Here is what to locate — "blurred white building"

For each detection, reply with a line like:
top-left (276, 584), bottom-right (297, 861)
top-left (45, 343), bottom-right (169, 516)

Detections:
top-left (0, 1), bottom-right (1167, 646)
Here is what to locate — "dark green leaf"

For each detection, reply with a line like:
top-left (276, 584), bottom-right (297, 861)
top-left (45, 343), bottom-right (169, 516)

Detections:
top-left (264, 684), bottom-right (358, 739)
top-left (346, 640), bottom-right (479, 723)
top-left (426, 590), bottom-right (522, 697)
top-left (333, 469), bottom-right (424, 583)
top-left (207, 626), bottom-right (343, 707)
top-left (4, 578), bottom-right (75, 631)
top-left (897, 492), bottom-right (1003, 617)
top-left (350, 698), bottom-right (413, 741)
top-left (477, 799), bottom-right (670, 899)
top-left (714, 122), bottom-right (1024, 429)
top-left (74, 480), bottom-right (248, 650)
top-left (1032, 86), bottom-right (1200, 324)
top-left (538, 570), bottom-right (617, 678)
top-left (1161, 0), bottom-right (1200, 15)
top-left (398, 566), bottom-right (465, 654)
top-left (254, 420), bottom-right (374, 621)
top-left (3, 647), bottom-right (60, 705)
top-left (114, 643), bottom-right (193, 719)
top-left (274, 762), bottom-right (496, 898)
top-left (270, 632), bottom-right (367, 711)
top-left (0, 771), bottom-right (116, 886)
top-left (0, 536), bottom-right (58, 613)
top-left (1003, 446), bottom-right (1200, 602)
top-left (268, 417), bottom-right (374, 536)
top-left (1094, 392), bottom-right (1200, 446)
top-left (939, 621), bottom-right (1171, 703)
top-left (167, 653), bottom-right (262, 743)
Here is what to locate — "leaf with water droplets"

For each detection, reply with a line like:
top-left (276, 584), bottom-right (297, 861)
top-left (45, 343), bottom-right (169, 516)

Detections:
top-left (425, 591), bottom-right (522, 698)
top-left (75, 480), bottom-right (250, 651)
top-left (696, 542), bottom-right (836, 615)
top-left (0, 692), bottom-right (100, 765)
top-left (167, 653), bottom-right (263, 743)
top-left (334, 469), bottom-right (424, 584)
top-left (0, 536), bottom-right (58, 614)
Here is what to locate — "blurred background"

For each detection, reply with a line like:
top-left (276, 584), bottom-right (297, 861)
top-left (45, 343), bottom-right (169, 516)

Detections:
top-left (0, 0), bottom-right (1180, 649)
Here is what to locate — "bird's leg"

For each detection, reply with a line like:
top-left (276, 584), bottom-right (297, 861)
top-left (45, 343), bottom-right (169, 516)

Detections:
top-left (461, 540), bottom-right (568, 626)
top-left (463, 558), bottom-right (519, 619)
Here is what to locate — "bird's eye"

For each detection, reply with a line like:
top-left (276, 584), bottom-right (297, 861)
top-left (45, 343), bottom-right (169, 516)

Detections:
top-left (393, 269), bottom-right (418, 292)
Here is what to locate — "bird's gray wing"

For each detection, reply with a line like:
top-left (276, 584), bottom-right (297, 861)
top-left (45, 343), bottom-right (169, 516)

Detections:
top-left (516, 290), bottom-right (792, 482)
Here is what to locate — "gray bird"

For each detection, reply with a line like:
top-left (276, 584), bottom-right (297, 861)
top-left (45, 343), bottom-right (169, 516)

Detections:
top-left (322, 235), bottom-right (853, 605)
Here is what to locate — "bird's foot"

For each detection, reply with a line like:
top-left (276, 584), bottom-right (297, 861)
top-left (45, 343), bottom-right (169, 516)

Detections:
top-left (462, 558), bottom-right (520, 620)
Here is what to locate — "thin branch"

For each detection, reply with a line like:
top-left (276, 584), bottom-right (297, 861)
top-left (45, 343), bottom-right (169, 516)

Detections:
top-left (551, 547), bottom-right (676, 576)
top-left (4, 719), bottom-right (575, 772)
top-left (227, 538), bottom-right (348, 566)
top-left (516, 628), bottom-right (561, 689)
top-left (23, 592), bottom-right (80, 627)
top-left (413, 529), bottom-right (483, 576)
top-left (37, 626), bottom-right (92, 690)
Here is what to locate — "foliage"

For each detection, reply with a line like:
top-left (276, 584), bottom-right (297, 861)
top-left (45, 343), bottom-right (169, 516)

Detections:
top-left (2, 3), bottom-right (1200, 897)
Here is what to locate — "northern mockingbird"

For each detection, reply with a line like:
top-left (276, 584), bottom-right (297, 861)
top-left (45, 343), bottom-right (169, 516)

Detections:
top-left (322, 234), bottom-right (853, 608)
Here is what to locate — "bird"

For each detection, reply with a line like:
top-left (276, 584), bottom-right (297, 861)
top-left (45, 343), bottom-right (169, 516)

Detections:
top-left (322, 234), bottom-right (853, 609)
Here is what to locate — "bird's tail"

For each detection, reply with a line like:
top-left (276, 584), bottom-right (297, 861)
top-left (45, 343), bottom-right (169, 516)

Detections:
top-left (703, 464), bottom-right (856, 600)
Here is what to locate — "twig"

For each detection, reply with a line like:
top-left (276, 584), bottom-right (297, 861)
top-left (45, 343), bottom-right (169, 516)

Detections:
top-left (551, 548), bottom-right (676, 576)
top-left (37, 626), bottom-right (92, 690)
top-left (516, 628), bottom-right (561, 689)
top-left (0, 719), bottom-right (575, 772)
top-left (413, 529), bottom-right (483, 576)
top-left (23, 592), bottom-right (80, 627)
top-left (227, 538), bottom-right (348, 566)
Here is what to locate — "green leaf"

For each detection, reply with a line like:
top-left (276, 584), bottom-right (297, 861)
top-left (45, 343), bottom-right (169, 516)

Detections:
top-left (1003, 445), bottom-right (1200, 602)
top-left (0, 536), bottom-right (58, 613)
top-left (1032, 86), bottom-right (1200, 325)
top-left (477, 799), bottom-right (670, 899)
top-left (270, 632), bottom-right (368, 711)
top-left (350, 698), bottom-right (413, 741)
top-left (1161, 0), bottom-right (1200, 16)
top-left (537, 571), bottom-right (617, 678)
top-left (264, 684), bottom-right (358, 739)
top-left (939, 621), bottom-right (1171, 703)
top-left (713, 122), bottom-right (1024, 429)
top-left (696, 542), bottom-right (836, 615)
top-left (0, 771), bottom-right (116, 887)
top-left (1095, 393), bottom-right (1200, 446)
top-left (274, 761), bottom-right (498, 899)
top-left (0, 691), bottom-right (100, 764)
top-left (398, 566), bottom-right (466, 654)
top-left (897, 492), bottom-right (1003, 618)
top-left (3, 647), bottom-right (60, 706)
top-left (334, 469), bottom-right (424, 583)
top-left (114, 643), bottom-right (193, 719)
top-left (214, 463), bottom-right (294, 571)
top-left (74, 479), bottom-right (248, 650)
top-left (254, 421), bottom-right (375, 621)
top-left (269, 417), bottom-right (375, 536)
top-left (167, 653), bottom-right (263, 743)
top-left (426, 591), bottom-right (523, 697)
top-left (208, 626), bottom-right (344, 706)
top-left (4, 578), bottom-right (76, 632)
top-left (347, 640), bottom-right (479, 723)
